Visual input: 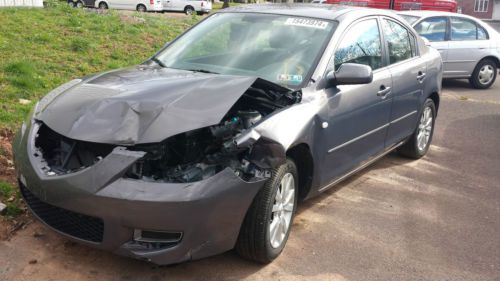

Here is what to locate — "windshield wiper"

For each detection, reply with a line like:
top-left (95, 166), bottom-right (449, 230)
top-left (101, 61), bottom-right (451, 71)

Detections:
top-left (151, 57), bottom-right (166, 68)
top-left (187, 69), bottom-right (219, 74)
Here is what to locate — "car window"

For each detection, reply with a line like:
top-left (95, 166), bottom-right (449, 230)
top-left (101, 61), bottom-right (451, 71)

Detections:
top-left (398, 14), bottom-right (420, 25)
top-left (409, 33), bottom-right (417, 57)
top-left (478, 24), bottom-right (489, 40)
top-left (333, 19), bottom-right (383, 71)
top-left (451, 17), bottom-right (480, 41)
top-left (382, 19), bottom-right (414, 64)
top-left (414, 17), bottom-right (447, 42)
top-left (156, 13), bottom-right (336, 88)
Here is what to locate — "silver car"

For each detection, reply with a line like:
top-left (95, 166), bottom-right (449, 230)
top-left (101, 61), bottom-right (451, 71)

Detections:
top-left (399, 11), bottom-right (500, 89)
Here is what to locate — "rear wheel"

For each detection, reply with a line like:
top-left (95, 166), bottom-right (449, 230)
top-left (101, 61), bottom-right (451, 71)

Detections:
top-left (399, 98), bottom-right (436, 159)
top-left (469, 59), bottom-right (497, 89)
top-left (75, 0), bottom-right (84, 8)
top-left (136, 4), bottom-right (146, 12)
top-left (184, 5), bottom-right (194, 15)
top-left (236, 159), bottom-right (298, 263)
top-left (98, 1), bottom-right (108, 9)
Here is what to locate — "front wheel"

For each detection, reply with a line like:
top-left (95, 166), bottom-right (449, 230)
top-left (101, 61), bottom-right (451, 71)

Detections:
top-left (75, 0), bottom-right (83, 8)
top-left (469, 59), bottom-right (497, 89)
top-left (236, 159), bottom-right (298, 263)
top-left (399, 98), bottom-right (436, 159)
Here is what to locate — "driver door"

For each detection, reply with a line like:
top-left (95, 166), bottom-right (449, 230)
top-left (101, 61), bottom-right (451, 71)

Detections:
top-left (320, 17), bottom-right (393, 186)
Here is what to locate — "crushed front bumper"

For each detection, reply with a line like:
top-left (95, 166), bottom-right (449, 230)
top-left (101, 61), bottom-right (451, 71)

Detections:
top-left (13, 121), bottom-right (266, 265)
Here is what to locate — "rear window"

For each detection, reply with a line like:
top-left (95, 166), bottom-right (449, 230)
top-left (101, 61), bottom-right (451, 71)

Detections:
top-left (398, 14), bottom-right (420, 25)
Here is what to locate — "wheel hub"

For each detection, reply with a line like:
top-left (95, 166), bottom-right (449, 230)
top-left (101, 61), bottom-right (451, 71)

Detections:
top-left (269, 173), bottom-right (295, 249)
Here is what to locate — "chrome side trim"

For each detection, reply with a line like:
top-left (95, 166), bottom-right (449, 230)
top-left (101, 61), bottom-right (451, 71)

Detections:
top-left (390, 110), bottom-right (417, 124)
top-left (319, 140), bottom-right (405, 192)
top-left (328, 123), bottom-right (390, 153)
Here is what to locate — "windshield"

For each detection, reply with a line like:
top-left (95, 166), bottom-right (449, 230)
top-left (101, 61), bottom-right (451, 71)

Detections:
top-left (155, 13), bottom-right (336, 88)
top-left (398, 14), bottom-right (421, 25)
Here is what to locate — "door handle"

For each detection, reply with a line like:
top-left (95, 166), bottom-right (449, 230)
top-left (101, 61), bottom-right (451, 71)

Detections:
top-left (377, 85), bottom-right (391, 98)
top-left (417, 71), bottom-right (426, 82)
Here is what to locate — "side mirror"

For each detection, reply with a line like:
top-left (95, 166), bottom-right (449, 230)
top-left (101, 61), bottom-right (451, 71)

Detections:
top-left (326, 63), bottom-right (373, 88)
top-left (421, 37), bottom-right (431, 46)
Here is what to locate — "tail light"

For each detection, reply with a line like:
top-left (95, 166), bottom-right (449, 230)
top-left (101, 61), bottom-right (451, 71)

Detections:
top-left (150, 0), bottom-right (154, 4)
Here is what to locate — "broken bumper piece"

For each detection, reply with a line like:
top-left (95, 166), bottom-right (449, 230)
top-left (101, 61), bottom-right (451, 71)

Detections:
top-left (14, 122), bottom-right (266, 265)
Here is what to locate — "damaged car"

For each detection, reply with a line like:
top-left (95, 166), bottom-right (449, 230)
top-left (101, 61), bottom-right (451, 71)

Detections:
top-left (13, 5), bottom-right (442, 265)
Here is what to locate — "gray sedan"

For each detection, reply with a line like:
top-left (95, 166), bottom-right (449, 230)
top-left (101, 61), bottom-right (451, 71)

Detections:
top-left (14, 5), bottom-right (442, 265)
top-left (399, 10), bottom-right (500, 89)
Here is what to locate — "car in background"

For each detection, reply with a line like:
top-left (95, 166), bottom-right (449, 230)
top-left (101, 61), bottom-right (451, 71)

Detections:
top-left (162, 0), bottom-right (211, 15)
top-left (399, 11), bottom-right (500, 89)
top-left (14, 5), bottom-right (442, 265)
top-left (67, 0), bottom-right (95, 8)
top-left (311, 0), bottom-right (328, 4)
top-left (95, 0), bottom-right (162, 12)
top-left (326, 0), bottom-right (457, 12)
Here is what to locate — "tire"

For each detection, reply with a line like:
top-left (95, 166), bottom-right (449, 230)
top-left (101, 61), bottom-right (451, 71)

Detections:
top-left (136, 4), bottom-right (146, 12)
top-left (399, 98), bottom-right (436, 159)
top-left (236, 158), bottom-right (298, 263)
top-left (469, 59), bottom-right (497, 89)
top-left (75, 0), bottom-right (83, 8)
top-left (67, 0), bottom-right (76, 7)
top-left (184, 6), bottom-right (194, 15)
top-left (98, 2), bottom-right (108, 9)
top-left (196, 11), bottom-right (203, 15)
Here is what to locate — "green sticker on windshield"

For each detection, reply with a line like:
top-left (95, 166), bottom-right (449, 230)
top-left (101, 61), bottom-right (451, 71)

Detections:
top-left (278, 74), bottom-right (303, 85)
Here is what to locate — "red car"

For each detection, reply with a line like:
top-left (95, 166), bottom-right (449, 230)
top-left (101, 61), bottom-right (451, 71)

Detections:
top-left (326, 0), bottom-right (457, 12)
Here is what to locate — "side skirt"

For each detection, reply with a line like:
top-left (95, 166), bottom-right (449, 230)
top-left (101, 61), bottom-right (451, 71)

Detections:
top-left (318, 140), bottom-right (406, 193)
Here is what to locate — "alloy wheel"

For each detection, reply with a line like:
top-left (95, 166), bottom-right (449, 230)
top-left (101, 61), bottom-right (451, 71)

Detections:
top-left (417, 106), bottom-right (433, 152)
top-left (269, 172), bottom-right (295, 249)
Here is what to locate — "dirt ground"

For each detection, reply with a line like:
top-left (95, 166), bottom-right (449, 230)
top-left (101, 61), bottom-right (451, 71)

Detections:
top-left (1, 80), bottom-right (499, 281)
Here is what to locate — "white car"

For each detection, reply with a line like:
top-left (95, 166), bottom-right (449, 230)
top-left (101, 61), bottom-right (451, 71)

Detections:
top-left (162, 0), bottom-right (212, 15)
top-left (399, 11), bottom-right (500, 89)
top-left (95, 0), bottom-right (163, 12)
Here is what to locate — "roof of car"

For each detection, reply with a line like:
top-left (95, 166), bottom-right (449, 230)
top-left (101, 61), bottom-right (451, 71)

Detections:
top-left (398, 10), bottom-right (468, 18)
top-left (217, 4), bottom-right (385, 20)
top-left (397, 10), bottom-right (490, 24)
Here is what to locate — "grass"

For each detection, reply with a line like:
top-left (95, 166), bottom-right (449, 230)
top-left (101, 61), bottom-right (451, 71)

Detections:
top-left (0, 181), bottom-right (23, 217)
top-left (0, 2), bottom-right (202, 218)
top-left (0, 2), bottom-right (200, 130)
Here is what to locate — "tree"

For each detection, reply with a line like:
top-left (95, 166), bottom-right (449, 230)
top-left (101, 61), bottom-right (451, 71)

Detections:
top-left (222, 0), bottom-right (229, 9)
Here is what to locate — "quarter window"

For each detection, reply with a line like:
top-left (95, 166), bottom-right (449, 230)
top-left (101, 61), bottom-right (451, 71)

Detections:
top-left (451, 17), bottom-right (488, 40)
top-left (333, 19), bottom-right (383, 71)
top-left (474, 0), bottom-right (489, 12)
top-left (414, 17), bottom-right (447, 42)
top-left (382, 19), bottom-right (414, 64)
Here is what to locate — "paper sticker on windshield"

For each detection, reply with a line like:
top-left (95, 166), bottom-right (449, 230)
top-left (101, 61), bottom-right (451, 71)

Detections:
top-left (284, 18), bottom-right (329, 29)
top-left (278, 74), bottom-right (303, 84)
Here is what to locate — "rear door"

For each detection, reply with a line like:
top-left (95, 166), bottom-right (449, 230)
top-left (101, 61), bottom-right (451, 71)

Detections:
top-left (446, 16), bottom-right (491, 77)
top-left (414, 16), bottom-right (449, 74)
top-left (381, 17), bottom-right (426, 146)
top-left (320, 17), bottom-right (393, 186)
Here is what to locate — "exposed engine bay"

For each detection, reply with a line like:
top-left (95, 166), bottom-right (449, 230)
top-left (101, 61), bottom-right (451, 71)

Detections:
top-left (34, 81), bottom-right (301, 182)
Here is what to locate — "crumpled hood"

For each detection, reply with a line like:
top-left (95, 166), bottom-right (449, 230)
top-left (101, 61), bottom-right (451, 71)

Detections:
top-left (36, 66), bottom-right (261, 145)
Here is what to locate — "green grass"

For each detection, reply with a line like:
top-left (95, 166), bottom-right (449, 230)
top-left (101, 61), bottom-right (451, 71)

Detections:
top-left (0, 181), bottom-right (22, 217)
top-left (0, 2), bottom-right (202, 219)
top-left (0, 2), bottom-right (200, 130)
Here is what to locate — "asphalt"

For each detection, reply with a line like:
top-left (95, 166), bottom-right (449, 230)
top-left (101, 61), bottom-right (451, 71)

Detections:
top-left (1, 41), bottom-right (500, 281)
